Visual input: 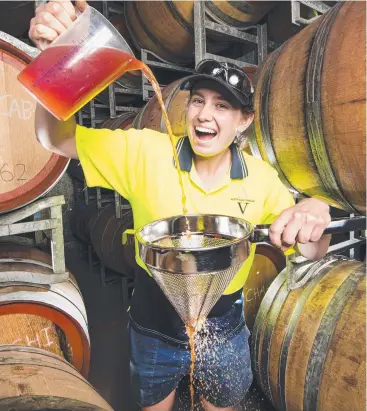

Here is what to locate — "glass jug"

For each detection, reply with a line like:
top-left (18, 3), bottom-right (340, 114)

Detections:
top-left (18, 5), bottom-right (137, 121)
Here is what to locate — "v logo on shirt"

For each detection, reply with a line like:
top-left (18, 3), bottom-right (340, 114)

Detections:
top-left (231, 198), bottom-right (255, 215)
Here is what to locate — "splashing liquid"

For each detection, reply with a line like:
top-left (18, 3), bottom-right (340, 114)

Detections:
top-left (186, 324), bottom-right (197, 410)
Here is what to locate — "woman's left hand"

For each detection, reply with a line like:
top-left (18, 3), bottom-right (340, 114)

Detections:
top-left (269, 198), bottom-right (331, 252)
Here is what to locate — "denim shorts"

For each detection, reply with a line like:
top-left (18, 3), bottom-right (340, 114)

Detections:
top-left (129, 303), bottom-right (253, 407)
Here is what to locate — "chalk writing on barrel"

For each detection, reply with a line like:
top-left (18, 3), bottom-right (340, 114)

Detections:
top-left (0, 163), bottom-right (27, 182)
top-left (0, 94), bottom-right (35, 120)
top-left (11, 326), bottom-right (55, 348)
top-left (245, 285), bottom-right (266, 302)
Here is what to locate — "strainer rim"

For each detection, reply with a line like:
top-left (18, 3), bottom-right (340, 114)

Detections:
top-left (135, 213), bottom-right (254, 252)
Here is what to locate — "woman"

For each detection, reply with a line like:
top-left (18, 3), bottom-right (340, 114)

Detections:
top-left (29, 2), bottom-right (331, 410)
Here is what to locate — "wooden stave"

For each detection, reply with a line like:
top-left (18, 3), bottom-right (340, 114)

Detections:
top-left (99, 111), bottom-right (137, 131)
top-left (252, 2), bottom-right (366, 215)
top-left (0, 310), bottom-right (66, 360)
top-left (0, 245), bottom-right (90, 377)
top-left (0, 345), bottom-right (113, 411)
top-left (320, 2), bottom-right (366, 217)
top-left (66, 159), bottom-right (84, 182)
top-left (109, 14), bottom-right (142, 91)
top-left (0, 38), bottom-right (69, 213)
top-left (205, 1), bottom-right (275, 29)
top-left (89, 204), bottom-right (135, 278)
top-left (243, 243), bottom-right (285, 331)
top-left (252, 256), bottom-right (366, 411)
top-left (132, 78), bottom-right (189, 138)
top-left (125, 1), bottom-right (194, 65)
top-left (69, 200), bottom-right (99, 244)
top-left (124, 1), bottom-right (229, 65)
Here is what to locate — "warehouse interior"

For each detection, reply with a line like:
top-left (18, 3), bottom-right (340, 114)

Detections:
top-left (0, 1), bottom-right (366, 411)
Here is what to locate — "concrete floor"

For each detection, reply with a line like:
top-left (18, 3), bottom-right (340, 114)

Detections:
top-left (65, 245), bottom-right (276, 411)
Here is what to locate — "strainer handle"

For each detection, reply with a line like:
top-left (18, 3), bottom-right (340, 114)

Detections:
top-left (251, 216), bottom-right (366, 244)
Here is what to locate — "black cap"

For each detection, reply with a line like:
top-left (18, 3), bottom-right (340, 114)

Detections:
top-left (180, 59), bottom-right (254, 108)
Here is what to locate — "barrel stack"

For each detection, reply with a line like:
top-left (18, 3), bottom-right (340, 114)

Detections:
top-left (250, 1), bottom-right (366, 215)
top-left (249, 4), bottom-right (366, 411)
top-left (252, 255), bottom-right (366, 411)
top-left (0, 244), bottom-right (113, 410)
top-left (0, 35), bottom-right (113, 410)
top-left (0, 1), bottom-right (365, 410)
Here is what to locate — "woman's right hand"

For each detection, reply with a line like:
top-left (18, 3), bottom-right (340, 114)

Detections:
top-left (29, 0), bottom-right (88, 50)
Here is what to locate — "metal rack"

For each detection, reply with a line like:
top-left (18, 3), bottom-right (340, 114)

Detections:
top-left (292, 1), bottom-right (331, 26)
top-left (0, 196), bottom-right (68, 280)
top-left (193, 1), bottom-right (271, 68)
top-left (140, 49), bottom-right (196, 101)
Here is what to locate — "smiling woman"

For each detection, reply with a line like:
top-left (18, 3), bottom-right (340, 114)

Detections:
top-left (186, 82), bottom-right (253, 158)
top-left (180, 60), bottom-right (254, 161)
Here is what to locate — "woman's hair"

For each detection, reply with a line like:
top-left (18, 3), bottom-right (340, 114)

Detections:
top-left (241, 105), bottom-right (254, 116)
top-left (235, 107), bottom-right (255, 149)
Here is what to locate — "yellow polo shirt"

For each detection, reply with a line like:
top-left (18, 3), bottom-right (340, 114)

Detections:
top-left (76, 125), bottom-right (294, 295)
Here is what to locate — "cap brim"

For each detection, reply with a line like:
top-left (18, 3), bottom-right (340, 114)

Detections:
top-left (179, 74), bottom-right (250, 107)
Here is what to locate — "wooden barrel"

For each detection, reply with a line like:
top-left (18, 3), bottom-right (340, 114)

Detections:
top-left (69, 200), bottom-right (99, 244)
top-left (100, 111), bottom-right (137, 131)
top-left (205, 1), bottom-right (275, 29)
top-left (251, 2), bottom-right (366, 215)
top-left (0, 38), bottom-right (69, 213)
top-left (0, 244), bottom-right (90, 376)
top-left (0, 345), bottom-right (113, 410)
top-left (67, 159), bottom-right (84, 182)
top-left (124, 1), bottom-right (229, 65)
top-left (0, 244), bottom-right (69, 360)
top-left (133, 78), bottom-right (189, 138)
top-left (109, 14), bottom-right (142, 91)
top-left (243, 243), bottom-right (285, 331)
top-left (89, 204), bottom-right (135, 277)
top-left (251, 256), bottom-right (366, 411)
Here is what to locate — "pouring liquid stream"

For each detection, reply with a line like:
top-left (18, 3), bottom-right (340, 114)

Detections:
top-left (19, 45), bottom-right (195, 407)
top-left (137, 56), bottom-right (197, 409)
top-left (140, 59), bottom-right (197, 409)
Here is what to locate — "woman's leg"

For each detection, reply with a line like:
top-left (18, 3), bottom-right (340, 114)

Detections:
top-left (194, 324), bottom-right (253, 409)
top-left (129, 325), bottom-right (190, 409)
top-left (142, 389), bottom-right (176, 411)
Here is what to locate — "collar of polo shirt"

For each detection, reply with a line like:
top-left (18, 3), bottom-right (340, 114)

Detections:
top-left (173, 136), bottom-right (248, 180)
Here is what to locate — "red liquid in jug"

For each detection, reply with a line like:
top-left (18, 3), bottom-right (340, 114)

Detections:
top-left (18, 46), bottom-right (137, 121)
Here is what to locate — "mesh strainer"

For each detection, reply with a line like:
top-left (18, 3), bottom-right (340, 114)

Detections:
top-left (134, 214), bottom-right (365, 328)
top-left (135, 214), bottom-right (270, 329)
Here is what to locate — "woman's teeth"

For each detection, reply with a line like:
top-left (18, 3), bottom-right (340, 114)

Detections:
top-left (195, 126), bottom-right (217, 141)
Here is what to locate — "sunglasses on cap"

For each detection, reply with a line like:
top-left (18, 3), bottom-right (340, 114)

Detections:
top-left (196, 59), bottom-right (254, 99)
